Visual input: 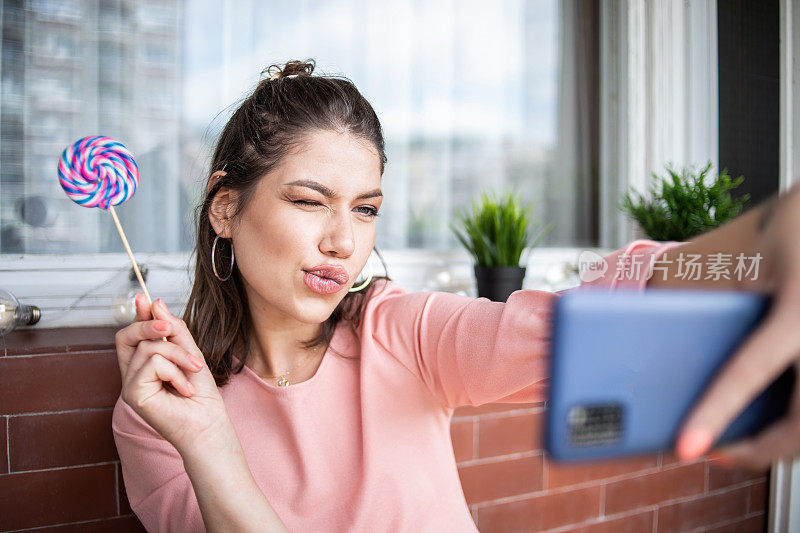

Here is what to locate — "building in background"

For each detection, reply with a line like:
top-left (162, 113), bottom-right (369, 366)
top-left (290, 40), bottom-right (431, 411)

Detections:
top-left (0, 0), bottom-right (182, 254)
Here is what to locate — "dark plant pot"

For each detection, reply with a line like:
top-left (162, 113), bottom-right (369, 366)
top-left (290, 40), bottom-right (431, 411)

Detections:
top-left (474, 264), bottom-right (527, 302)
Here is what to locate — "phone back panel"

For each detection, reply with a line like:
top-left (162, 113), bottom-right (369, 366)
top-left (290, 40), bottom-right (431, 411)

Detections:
top-left (544, 288), bottom-right (795, 462)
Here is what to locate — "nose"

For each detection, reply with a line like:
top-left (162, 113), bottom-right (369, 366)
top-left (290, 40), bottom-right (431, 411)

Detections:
top-left (320, 208), bottom-right (355, 258)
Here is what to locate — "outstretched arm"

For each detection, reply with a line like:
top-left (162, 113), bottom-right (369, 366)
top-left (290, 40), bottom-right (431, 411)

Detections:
top-left (645, 192), bottom-right (779, 291)
top-left (361, 238), bottom-right (677, 411)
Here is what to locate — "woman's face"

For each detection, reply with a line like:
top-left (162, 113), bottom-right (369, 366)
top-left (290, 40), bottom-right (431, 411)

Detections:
top-left (210, 129), bottom-right (383, 326)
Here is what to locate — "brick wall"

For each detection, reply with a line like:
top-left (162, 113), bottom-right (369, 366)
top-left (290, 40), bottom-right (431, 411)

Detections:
top-left (0, 328), bottom-right (769, 532)
top-left (450, 403), bottom-right (768, 532)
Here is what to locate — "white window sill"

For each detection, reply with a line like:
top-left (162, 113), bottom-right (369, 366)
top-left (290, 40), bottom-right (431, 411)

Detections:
top-left (0, 246), bottom-right (609, 330)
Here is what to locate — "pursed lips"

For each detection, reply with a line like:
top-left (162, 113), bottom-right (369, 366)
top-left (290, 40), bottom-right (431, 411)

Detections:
top-left (303, 266), bottom-right (349, 285)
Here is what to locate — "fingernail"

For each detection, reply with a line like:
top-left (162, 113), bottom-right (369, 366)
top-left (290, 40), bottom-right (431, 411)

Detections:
top-left (186, 382), bottom-right (196, 395)
top-left (153, 321), bottom-right (169, 332)
top-left (189, 354), bottom-right (203, 370)
top-left (676, 429), bottom-right (713, 460)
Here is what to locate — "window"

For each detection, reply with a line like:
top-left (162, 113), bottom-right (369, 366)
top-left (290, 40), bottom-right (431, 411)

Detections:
top-left (0, 0), bottom-right (579, 256)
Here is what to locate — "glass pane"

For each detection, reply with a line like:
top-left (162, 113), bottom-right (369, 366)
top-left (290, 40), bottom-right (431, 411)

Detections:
top-left (0, 0), bottom-right (184, 254)
top-left (1, 0), bottom-right (572, 255)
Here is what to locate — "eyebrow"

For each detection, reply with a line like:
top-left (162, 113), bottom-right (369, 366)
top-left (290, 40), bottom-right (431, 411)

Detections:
top-left (284, 179), bottom-right (383, 200)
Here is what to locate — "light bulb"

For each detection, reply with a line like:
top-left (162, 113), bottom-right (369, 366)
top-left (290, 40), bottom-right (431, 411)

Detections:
top-left (545, 262), bottom-right (573, 285)
top-left (112, 264), bottom-right (148, 325)
top-left (112, 288), bottom-right (139, 325)
top-left (0, 289), bottom-right (41, 336)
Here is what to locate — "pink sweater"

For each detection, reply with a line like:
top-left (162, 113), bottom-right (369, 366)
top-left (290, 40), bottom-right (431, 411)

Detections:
top-left (112, 239), bottom-right (681, 532)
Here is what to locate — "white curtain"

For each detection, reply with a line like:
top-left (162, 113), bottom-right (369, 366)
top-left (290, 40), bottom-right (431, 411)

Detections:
top-left (599, 0), bottom-right (719, 248)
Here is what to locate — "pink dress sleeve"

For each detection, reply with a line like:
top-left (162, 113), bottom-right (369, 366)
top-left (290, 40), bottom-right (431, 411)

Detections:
top-left (363, 239), bottom-right (683, 409)
top-left (112, 397), bottom-right (206, 532)
top-left (363, 280), bottom-right (556, 408)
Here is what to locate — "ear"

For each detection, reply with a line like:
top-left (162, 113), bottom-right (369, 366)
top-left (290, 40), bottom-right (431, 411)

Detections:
top-left (208, 187), bottom-right (237, 238)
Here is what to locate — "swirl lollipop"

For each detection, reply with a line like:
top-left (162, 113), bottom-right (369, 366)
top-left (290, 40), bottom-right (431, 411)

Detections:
top-left (58, 135), bottom-right (138, 209)
top-left (58, 136), bottom-right (162, 329)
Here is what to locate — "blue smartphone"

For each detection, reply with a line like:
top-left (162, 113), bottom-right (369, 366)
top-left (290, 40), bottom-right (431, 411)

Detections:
top-left (544, 288), bottom-right (796, 462)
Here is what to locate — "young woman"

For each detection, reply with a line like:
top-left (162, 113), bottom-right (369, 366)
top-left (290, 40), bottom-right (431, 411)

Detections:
top-left (112, 60), bottom-right (800, 532)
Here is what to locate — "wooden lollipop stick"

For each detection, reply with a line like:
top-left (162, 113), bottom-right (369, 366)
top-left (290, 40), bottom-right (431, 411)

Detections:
top-left (108, 205), bottom-right (168, 341)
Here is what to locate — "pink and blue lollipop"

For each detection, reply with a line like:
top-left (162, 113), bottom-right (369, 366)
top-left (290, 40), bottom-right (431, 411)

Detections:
top-left (57, 135), bottom-right (162, 328)
top-left (58, 135), bottom-right (138, 210)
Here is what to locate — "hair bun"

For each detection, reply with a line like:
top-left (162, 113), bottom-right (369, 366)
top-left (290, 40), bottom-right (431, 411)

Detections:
top-left (264, 59), bottom-right (315, 80)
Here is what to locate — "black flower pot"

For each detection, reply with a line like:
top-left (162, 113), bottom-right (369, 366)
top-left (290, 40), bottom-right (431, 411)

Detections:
top-left (474, 264), bottom-right (527, 302)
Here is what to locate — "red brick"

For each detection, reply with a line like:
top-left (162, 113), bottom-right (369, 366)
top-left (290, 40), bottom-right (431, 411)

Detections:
top-left (0, 416), bottom-right (7, 474)
top-left (454, 402), bottom-right (541, 417)
top-left (545, 454), bottom-right (658, 489)
top-left (656, 485), bottom-right (749, 533)
top-left (563, 510), bottom-right (655, 533)
top-left (10, 410), bottom-right (116, 471)
top-left (749, 480), bottom-right (767, 513)
top-left (0, 351), bottom-right (121, 415)
top-left (0, 464), bottom-right (116, 530)
top-left (478, 412), bottom-right (542, 458)
top-left (708, 459), bottom-right (766, 490)
top-left (458, 455), bottom-right (543, 504)
top-left (2, 327), bottom-right (116, 356)
top-left (451, 418), bottom-right (474, 463)
top-left (705, 513), bottom-right (766, 533)
top-left (476, 485), bottom-right (600, 532)
top-left (30, 515), bottom-right (147, 532)
top-left (605, 462), bottom-right (705, 515)
top-left (660, 450), bottom-right (682, 467)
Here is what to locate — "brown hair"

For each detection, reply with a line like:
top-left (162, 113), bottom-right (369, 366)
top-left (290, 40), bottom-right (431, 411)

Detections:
top-left (183, 59), bottom-right (391, 388)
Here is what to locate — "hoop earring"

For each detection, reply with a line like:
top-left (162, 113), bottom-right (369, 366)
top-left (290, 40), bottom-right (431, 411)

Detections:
top-left (348, 272), bottom-right (373, 292)
top-left (212, 234), bottom-right (235, 281)
top-left (348, 248), bottom-right (385, 292)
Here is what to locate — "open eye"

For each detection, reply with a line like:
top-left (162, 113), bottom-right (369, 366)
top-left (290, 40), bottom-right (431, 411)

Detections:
top-left (355, 206), bottom-right (380, 217)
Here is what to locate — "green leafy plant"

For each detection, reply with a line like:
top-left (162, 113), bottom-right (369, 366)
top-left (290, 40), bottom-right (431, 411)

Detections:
top-left (620, 162), bottom-right (749, 241)
top-left (450, 189), bottom-right (553, 267)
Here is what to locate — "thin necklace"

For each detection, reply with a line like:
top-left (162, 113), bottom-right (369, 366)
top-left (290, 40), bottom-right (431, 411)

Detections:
top-left (261, 344), bottom-right (326, 387)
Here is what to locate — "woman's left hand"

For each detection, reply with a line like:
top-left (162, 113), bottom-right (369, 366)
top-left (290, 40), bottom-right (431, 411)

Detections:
top-left (675, 184), bottom-right (800, 471)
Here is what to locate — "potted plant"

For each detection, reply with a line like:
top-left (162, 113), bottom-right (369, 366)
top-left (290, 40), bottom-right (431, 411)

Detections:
top-left (450, 189), bottom-right (553, 302)
top-left (620, 162), bottom-right (750, 241)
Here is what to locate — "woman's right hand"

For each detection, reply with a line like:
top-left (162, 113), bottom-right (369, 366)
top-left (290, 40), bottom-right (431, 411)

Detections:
top-left (115, 294), bottom-right (233, 454)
